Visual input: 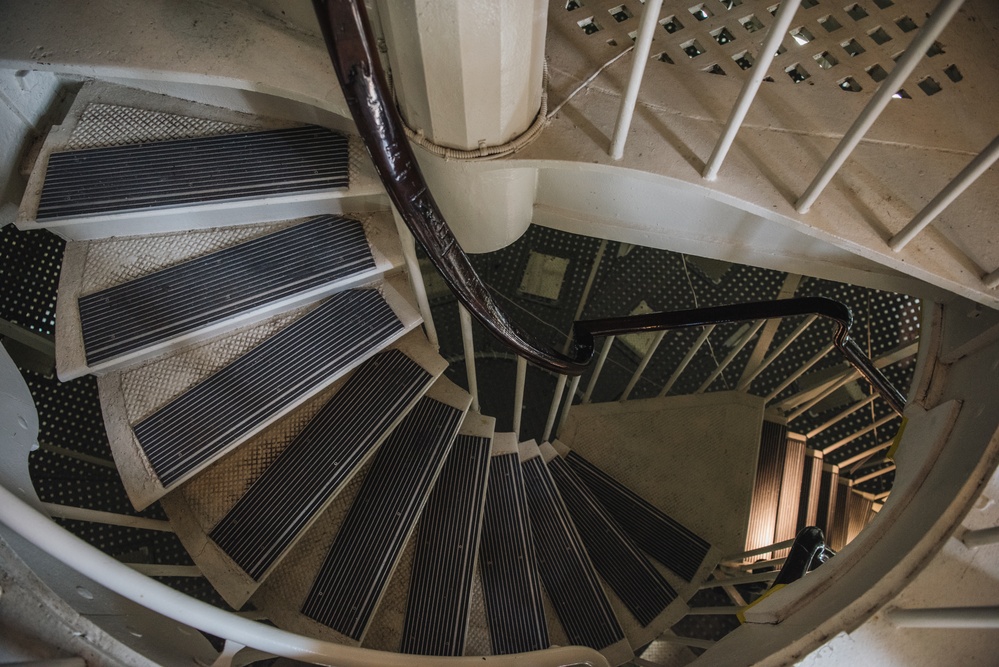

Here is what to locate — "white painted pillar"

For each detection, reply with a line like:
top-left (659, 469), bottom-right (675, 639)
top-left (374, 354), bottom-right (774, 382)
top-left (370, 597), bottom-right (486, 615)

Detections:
top-left (376, 0), bottom-right (548, 151)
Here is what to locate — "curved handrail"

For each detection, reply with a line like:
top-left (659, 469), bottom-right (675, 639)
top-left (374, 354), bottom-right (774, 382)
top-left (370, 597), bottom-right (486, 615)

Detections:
top-left (573, 297), bottom-right (906, 415)
top-left (311, 0), bottom-right (906, 415)
top-left (312, 0), bottom-right (591, 375)
top-left (0, 482), bottom-right (608, 667)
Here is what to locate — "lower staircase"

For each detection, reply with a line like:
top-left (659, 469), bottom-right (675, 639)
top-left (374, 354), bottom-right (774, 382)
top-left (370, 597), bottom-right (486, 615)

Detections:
top-left (25, 87), bottom-right (723, 666)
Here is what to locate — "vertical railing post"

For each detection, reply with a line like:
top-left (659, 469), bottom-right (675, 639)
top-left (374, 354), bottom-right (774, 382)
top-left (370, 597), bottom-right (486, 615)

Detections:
top-left (543, 374), bottom-right (568, 443)
top-left (795, 0), bottom-right (966, 213)
top-left (659, 325), bottom-right (715, 397)
top-left (889, 135), bottom-right (999, 252)
top-left (582, 335), bottom-right (615, 403)
top-left (391, 208), bottom-right (439, 348)
top-left (621, 330), bottom-right (667, 400)
top-left (737, 315), bottom-right (817, 391)
top-left (564, 240), bottom-right (608, 354)
top-left (513, 355), bottom-right (527, 438)
top-left (609, 0), bottom-right (664, 159)
top-left (458, 304), bottom-right (480, 412)
top-left (702, 0), bottom-right (803, 180)
top-left (697, 320), bottom-right (764, 393)
top-left (557, 375), bottom-right (583, 438)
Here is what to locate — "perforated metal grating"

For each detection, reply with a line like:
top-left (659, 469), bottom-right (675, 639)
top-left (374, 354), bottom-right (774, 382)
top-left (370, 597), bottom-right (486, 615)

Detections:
top-left (0, 225), bottom-right (64, 336)
top-left (426, 223), bottom-right (916, 497)
top-left (556, 0), bottom-right (961, 98)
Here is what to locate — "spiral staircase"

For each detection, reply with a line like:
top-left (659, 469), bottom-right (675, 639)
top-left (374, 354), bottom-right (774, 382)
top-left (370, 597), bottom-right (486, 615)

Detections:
top-left (1, 2), bottom-right (998, 667)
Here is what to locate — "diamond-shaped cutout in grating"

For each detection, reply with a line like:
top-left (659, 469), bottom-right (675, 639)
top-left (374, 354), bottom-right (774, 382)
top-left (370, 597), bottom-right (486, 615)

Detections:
top-left (553, 0), bottom-right (962, 97)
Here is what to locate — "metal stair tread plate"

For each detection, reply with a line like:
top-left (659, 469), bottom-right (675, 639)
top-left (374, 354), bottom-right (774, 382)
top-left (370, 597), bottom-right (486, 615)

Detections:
top-left (36, 125), bottom-right (348, 220)
top-left (17, 82), bottom-right (389, 240)
top-left (55, 211), bottom-right (403, 380)
top-left (159, 331), bottom-right (447, 609)
top-left (561, 446), bottom-right (711, 583)
top-left (478, 433), bottom-right (549, 656)
top-left (78, 215), bottom-right (373, 366)
top-left (98, 280), bottom-right (422, 511)
top-left (398, 413), bottom-right (495, 656)
top-left (539, 442), bottom-right (680, 648)
top-left (518, 441), bottom-right (633, 667)
top-left (300, 377), bottom-right (472, 643)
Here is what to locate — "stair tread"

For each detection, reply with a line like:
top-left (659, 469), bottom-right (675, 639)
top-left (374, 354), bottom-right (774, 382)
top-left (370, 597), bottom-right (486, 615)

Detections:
top-left (36, 125), bottom-right (348, 220)
top-left (134, 288), bottom-right (402, 489)
top-left (400, 418), bottom-right (494, 656)
top-left (478, 434), bottom-right (549, 655)
top-left (544, 446), bottom-right (678, 628)
top-left (564, 449), bottom-right (711, 582)
top-left (209, 348), bottom-right (435, 582)
top-left (300, 381), bottom-right (471, 642)
top-left (78, 215), bottom-right (376, 366)
top-left (520, 442), bottom-right (629, 661)
top-left (99, 280), bottom-right (422, 511)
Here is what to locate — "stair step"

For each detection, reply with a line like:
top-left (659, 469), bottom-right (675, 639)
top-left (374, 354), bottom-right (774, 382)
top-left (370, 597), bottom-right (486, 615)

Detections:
top-left (69, 214), bottom-right (391, 375)
top-left (520, 441), bottom-right (632, 666)
top-left (160, 332), bottom-right (445, 609)
top-left (211, 347), bottom-right (435, 582)
top-left (541, 443), bottom-right (677, 628)
top-left (478, 433), bottom-right (548, 655)
top-left (100, 280), bottom-right (421, 511)
top-left (56, 211), bottom-right (402, 380)
top-left (18, 82), bottom-right (388, 240)
top-left (559, 446), bottom-right (711, 583)
top-left (36, 125), bottom-right (346, 221)
top-left (300, 378), bottom-right (471, 642)
top-left (399, 415), bottom-right (495, 656)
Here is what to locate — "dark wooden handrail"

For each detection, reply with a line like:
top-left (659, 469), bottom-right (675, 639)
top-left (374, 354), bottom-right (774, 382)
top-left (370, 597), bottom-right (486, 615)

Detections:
top-left (311, 0), bottom-right (906, 415)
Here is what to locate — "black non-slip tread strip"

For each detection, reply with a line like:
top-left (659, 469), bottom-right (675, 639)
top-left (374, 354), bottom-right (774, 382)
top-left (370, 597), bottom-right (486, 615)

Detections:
top-left (401, 434), bottom-right (492, 656)
top-left (79, 216), bottom-right (375, 365)
top-left (134, 289), bottom-right (403, 488)
top-left (547, 455), bottom-right (676, 628)
top-left (478, 453), bottom-right (549, 655)
top-left (209, 349), bottom-right (432, 581)
top-left (301, 396), bottom-right (465, 641)
top-left (565, 451), bottom-right (710, 583)
top-left (38, 126), bottom-right (348, 219)
top-left (522, 456), bottom-right (625, 652)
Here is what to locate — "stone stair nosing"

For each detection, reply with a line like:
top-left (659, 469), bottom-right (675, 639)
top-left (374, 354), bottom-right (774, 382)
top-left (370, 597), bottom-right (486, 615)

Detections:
top-left (519, 440), bottom-right (634, 667)
top-left (55, 211), bottom-right (403, 381)
top-left (17, 81), bottom-right (389, 241)
top-left (159, 332), bottom-right (448, 610)
top-left (99, 276), bottom-right (422, 512)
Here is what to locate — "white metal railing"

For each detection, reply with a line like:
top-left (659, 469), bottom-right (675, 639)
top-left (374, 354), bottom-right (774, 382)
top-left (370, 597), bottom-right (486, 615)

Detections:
top-left (0, 482), bottom-right (609, 667)
top-left (794, 0), bottom-right (966, 213)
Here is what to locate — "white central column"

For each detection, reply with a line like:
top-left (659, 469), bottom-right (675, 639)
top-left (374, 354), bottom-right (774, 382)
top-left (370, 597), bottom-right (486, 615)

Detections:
top-left (376, 0), bottom-right (548, 150)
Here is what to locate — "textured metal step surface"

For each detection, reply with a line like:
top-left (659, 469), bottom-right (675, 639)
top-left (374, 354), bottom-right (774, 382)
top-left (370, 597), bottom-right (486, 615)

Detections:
top-left (301, 394), bottom-right (466, 641)
top-left (37, 126), bottom-right (348, 220)
top-left (401, 432), bottom-right (492, 656)
top-left (522, 453), bottom-right (625, 653)
top-left (546, 453), bottom-right (677, 628)
top-left (79, 215), bottom-right (374, 365)
top-left (478, 451), bottom-right (548, 655)
top-left (134, 288), bottom-right (404, 488)
top-left (209, 349), bottom-right (433, 581)
top-left (565, 451), bottom-right (710, 582)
